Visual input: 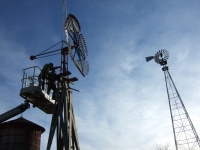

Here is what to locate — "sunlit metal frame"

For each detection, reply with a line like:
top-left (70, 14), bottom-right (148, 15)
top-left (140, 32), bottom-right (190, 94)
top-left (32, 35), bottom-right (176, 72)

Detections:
top-left (146, 50), bottom-right (200, 150)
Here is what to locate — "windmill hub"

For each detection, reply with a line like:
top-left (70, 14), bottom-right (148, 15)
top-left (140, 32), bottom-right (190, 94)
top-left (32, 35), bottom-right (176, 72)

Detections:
top-left (160, 59), bottom-right (167, 66)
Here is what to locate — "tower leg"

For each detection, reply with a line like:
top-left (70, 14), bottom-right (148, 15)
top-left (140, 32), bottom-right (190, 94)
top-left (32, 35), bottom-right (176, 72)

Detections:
top-left (46, 83), bottom-right (80, 150)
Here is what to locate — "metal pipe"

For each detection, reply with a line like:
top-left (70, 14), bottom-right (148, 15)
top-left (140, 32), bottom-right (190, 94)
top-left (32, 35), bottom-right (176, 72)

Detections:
top-left (0, 102), bottom-right (30, 123)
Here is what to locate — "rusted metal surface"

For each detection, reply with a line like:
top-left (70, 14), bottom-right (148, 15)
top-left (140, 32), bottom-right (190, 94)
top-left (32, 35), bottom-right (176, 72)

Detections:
top-left (0, 117), bottom-right (45, 150)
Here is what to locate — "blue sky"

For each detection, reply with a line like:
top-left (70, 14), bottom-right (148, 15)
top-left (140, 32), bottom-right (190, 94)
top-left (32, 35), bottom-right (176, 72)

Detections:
top-left (1, 0), bottom-right (200, 150)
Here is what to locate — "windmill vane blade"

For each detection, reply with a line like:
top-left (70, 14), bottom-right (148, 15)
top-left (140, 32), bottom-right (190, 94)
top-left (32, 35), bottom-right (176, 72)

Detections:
top-left (79, 34), bottom-right (88, 58)
top-left (153, 49), bottom-right (169, 65)
top-left (75, 59), bottom-right (89, 76)
top-left (146, 56), bottom-right (154, 62)
top-left (64, 14), bottom-right (81, 33)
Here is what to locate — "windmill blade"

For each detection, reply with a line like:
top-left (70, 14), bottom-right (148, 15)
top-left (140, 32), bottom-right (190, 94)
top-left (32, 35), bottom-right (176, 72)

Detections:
top-left (75, 59), bottom-right (89, 77)
top-left (145, 56), bottom-right (154, 62)
top-left (64, 14), bottom-right (81, 33)
top-left (78, 34), bottom-right (88, 58)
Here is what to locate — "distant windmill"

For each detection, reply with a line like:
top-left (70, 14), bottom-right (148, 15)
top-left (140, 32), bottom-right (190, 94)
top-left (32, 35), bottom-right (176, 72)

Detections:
top-left (146, 49), bottom-right (200, 150)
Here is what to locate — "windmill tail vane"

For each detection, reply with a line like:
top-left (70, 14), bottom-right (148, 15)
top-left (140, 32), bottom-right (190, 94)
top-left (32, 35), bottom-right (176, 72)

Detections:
top-left (145, 56), bottom-right (154, 62)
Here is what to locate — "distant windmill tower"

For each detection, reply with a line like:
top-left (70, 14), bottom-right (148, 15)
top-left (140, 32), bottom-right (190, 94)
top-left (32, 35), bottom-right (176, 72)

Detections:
top-left (146, 49), bottom-right (200, 150)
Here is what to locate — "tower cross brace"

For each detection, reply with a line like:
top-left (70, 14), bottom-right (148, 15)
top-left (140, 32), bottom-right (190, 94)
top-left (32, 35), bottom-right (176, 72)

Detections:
top-left (47, 79), bottom-right (80, 150)
top-left (162, 64), bottom-right (200, 150)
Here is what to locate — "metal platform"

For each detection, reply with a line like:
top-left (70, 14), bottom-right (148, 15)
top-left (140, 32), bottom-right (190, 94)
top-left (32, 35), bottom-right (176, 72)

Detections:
top-left (20, 84), bottom-right (55, 114)
top-left (20, 66), bottom-right (56, 114)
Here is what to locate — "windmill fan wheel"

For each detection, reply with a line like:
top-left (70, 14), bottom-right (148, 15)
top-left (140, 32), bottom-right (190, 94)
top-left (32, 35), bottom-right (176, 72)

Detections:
top-left (64, 14), bottom-right (89, 77)
top-left (154, 49), bottom-right (169, 65)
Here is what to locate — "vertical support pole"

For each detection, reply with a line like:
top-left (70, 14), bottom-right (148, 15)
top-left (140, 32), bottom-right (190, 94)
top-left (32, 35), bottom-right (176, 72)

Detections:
top-left (68, 90), bottom-right (72, 150)
top-left (22, 70), bottom-right (25, 88)
top-left (163, 68), bottom-right (178, 150)
top-left (25, 74), bottom-right (28, 88)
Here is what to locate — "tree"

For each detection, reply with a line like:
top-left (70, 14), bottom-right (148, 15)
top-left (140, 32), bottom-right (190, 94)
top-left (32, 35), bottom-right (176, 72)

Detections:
top-left (155, 144), bottom-right (170, 150)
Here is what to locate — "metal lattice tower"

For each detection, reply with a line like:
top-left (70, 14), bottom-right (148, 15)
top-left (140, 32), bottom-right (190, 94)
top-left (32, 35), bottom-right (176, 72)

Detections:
top-left (146, 49), bottom-right (200, 150)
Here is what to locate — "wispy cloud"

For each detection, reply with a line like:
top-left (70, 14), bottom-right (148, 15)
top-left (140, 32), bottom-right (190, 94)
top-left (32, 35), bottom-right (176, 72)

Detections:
top-left (1, 0), bottom-right (200, 150)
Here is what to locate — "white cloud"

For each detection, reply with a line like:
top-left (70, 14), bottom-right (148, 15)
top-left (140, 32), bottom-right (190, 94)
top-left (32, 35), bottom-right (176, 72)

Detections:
top-left (1, 1), bottom-right (200, 150)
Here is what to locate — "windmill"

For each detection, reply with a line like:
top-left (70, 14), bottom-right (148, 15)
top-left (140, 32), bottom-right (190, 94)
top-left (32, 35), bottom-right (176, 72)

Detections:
top-left (146, 49), bottom-right (200, 150)
top-left (20, 13), bottom-right (88, 150)
top-left (45, 14), bottom-right (89, 150)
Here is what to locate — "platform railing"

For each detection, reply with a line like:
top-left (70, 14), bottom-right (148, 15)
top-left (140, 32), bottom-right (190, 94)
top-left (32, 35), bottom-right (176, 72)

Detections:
top-left (21, 66), bottom-right (45, 90)
top-left (21, 66), bottom-right (55, 97)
